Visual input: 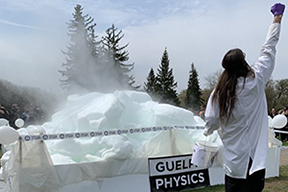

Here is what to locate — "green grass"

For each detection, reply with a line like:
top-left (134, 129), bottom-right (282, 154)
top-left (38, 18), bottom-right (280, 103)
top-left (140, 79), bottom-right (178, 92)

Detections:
top-left (282, 141), bottom-right (288, 146)
top-left (263, 165), bottom-right (288, 192)
top-left (186, 184), bottom-right (224, 192)
top-left (186, 165), bottom-right (288, 192)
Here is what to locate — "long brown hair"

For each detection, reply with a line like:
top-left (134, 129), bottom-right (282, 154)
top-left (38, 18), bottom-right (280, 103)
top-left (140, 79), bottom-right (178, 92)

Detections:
top-left (212, 48), bottom-right (254, 123)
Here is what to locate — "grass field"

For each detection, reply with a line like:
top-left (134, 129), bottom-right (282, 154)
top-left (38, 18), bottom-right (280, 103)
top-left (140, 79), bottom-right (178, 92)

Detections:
top-left (187, 165), bottom-right (288, 192)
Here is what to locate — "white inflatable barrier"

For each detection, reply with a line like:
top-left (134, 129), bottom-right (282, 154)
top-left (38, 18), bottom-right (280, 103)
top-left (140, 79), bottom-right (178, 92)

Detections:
top-left (1, 129), bottom-right (281, 192)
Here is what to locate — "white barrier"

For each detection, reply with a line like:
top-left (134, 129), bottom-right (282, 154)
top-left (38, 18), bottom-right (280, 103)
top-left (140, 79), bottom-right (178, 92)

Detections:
top-left (274, 130), bottom-right (288, 134)
top-left (11, 146), bottom-right (280, 192)
top-left (1, 126), bottom-right (282, 192)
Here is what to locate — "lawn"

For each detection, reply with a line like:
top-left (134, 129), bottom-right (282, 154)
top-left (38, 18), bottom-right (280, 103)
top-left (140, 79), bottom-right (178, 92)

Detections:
top-left (186, 165), bottom-right (288, 192)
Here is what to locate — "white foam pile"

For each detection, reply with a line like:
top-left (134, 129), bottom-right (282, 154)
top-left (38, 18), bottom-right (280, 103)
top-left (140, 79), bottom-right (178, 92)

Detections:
top-left (19, 90), bottom-right (214, 164)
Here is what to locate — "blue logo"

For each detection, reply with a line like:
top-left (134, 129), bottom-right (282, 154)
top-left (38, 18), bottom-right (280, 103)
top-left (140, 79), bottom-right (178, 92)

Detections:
top-left (75, 133), bottom-right (80, 138)
top-left (117, 130), bottom-right (121, 135)
top-left (90, 132), bottom-right (95, 137)
top-left (59, 134), bottom-right (65, 139)
top-left (104, 131), bottom-right (108, 136)
top-left (130, 129), bottom-right (133, 133)
top-left (163, 126), bottom-right (167, 130)
top-left (24, 135), bottom-right (31, 141)
top-left (42, 134), bottom-right (49, 140)
top-left (153, 127), bottom-right (156, 131)
top-left (141, 128), bottom-right (145, 132)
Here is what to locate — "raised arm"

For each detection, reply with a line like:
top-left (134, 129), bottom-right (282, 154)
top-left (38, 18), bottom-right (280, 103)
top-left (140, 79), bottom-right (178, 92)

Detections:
top-left (252, 3), bottom-right (285, 85)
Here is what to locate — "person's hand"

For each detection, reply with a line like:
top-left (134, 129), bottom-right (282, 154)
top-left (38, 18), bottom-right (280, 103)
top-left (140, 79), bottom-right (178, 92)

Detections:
top-left (203, 129), bottom-right (210, 137)
top-left (271, 3), bottom-right (285, 16)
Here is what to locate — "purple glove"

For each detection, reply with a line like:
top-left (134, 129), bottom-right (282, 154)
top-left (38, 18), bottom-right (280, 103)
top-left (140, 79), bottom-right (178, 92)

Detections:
top-left (271, 3), bottom-right (285, 16)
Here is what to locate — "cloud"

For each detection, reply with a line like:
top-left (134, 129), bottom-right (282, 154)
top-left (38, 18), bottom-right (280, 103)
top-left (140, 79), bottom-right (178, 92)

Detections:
top-left (0, 19), bottom-right (42, 29)
top-left (0, 0), bottom-right (287, 94)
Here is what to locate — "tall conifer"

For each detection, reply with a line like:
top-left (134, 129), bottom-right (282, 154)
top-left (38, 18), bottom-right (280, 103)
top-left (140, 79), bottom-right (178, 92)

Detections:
top-left (59, 4), bottom-right (101, 93)
top-left (102, 24), bottom-right (139, 90)
top-left (186, 63), bottom-right (202, 111)
top-left (155, 48), bottom-right (180, 106)
top-left (144, 68), bottom-right (157, 99)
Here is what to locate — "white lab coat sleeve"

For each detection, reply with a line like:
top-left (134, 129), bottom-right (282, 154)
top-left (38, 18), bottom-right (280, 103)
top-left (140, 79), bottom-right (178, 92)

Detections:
top-left (253, 23), bottom-right (281, 86)
top-left (204, 90), bottom-right (220, 136)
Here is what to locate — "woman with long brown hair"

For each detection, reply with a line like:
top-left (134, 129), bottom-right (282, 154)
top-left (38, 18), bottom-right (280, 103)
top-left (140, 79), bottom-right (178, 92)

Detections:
top-left (204, 3), bottom-right (285, 192)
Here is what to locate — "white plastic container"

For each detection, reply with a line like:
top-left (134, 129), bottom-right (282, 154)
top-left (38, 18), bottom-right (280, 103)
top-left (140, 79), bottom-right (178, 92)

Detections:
top-left (191, 140), bottom-right (219, 168)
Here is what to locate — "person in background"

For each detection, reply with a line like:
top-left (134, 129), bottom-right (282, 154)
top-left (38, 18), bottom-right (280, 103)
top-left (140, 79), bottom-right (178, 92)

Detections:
top-left (9, 103), bottom-right (21, 129)
top-left (203, 3), bottom-right (284, 192)
top-left (33, 106), bottom-right (45, 125)
top-left (269, 108), bottom-right (277, 118)
top-left (199, 105), bottom-right (206, 120)
top-left (281, 107), bottom-right (288, 141)
top-left (0, 102), bottom-right (10, 120)
top-left (21, 105), bottom-right (31, 126)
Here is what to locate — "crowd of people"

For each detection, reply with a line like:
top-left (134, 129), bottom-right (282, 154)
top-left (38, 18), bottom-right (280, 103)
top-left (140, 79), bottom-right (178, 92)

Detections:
top-left (0, 102), bottom-right (45, 129)
top-left (269, 107), bottom-right (288, 142)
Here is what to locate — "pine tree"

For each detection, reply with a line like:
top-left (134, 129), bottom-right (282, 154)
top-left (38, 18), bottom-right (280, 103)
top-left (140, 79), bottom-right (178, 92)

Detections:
top-left (59, 4), bottom-right (101, 93)
top-left (102, 24), bottom-right (139, 91)
top-left (155, 48), bottom-right (180, 106)
top-left (186, 63), bottom-right (202, 111)
top-left (144, 68), bottom-right (157, 99)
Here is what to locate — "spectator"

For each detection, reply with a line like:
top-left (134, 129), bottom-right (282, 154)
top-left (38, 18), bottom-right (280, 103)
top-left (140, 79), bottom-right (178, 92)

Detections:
top-left (281, 107), bottom-right (288, 142)
top-left (21, 105), bottom-right (31, 126)
top-left (199, 105), bottom-right (206, 120)
top-left (9, 104), bottom-right (21, 129)
top-left (33, 106), bottom-right (45, 125)
top-left (0, 103), bottom-right (9, 120)
top-left (269, 108), bottom-right (277, 118)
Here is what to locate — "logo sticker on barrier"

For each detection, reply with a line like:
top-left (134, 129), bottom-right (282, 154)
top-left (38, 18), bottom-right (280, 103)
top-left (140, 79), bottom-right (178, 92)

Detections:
top-left (42, 134), bottom-right (49, 140)
top-left (24, 135), bottom-right (31, 141)
top-left (90, 132), bottom-right (95, 137)
top-left (17, 125), bottom-right (205, 142)
top-left (75, 133), bottom-right (80, 138)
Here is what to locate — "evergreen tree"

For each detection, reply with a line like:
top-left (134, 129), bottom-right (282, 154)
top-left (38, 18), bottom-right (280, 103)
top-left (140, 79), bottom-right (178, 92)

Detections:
top-left (155, 48), bottom-right (180, 106)
top-left (186, 63), bottom-right (202, 111)
top-left (59, 4), bottom-right (101, 93)
top-left (144, 68), bottom-right (157, 99)
top-left (102, 24), bottom-right (139, 91)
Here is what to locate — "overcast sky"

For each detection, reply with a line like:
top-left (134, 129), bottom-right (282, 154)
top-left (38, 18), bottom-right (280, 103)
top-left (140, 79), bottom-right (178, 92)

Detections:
top-left (0, 0), bottom-right (287, 94)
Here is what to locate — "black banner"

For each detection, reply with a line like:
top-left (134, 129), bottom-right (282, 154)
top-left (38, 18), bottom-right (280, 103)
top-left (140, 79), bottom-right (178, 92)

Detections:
top-left (148, 154), bottom-right (210, 192)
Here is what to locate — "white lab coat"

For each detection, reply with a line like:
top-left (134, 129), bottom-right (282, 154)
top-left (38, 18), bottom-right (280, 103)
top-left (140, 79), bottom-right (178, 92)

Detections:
top-left (204, 23), bottom-right (281, 179)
